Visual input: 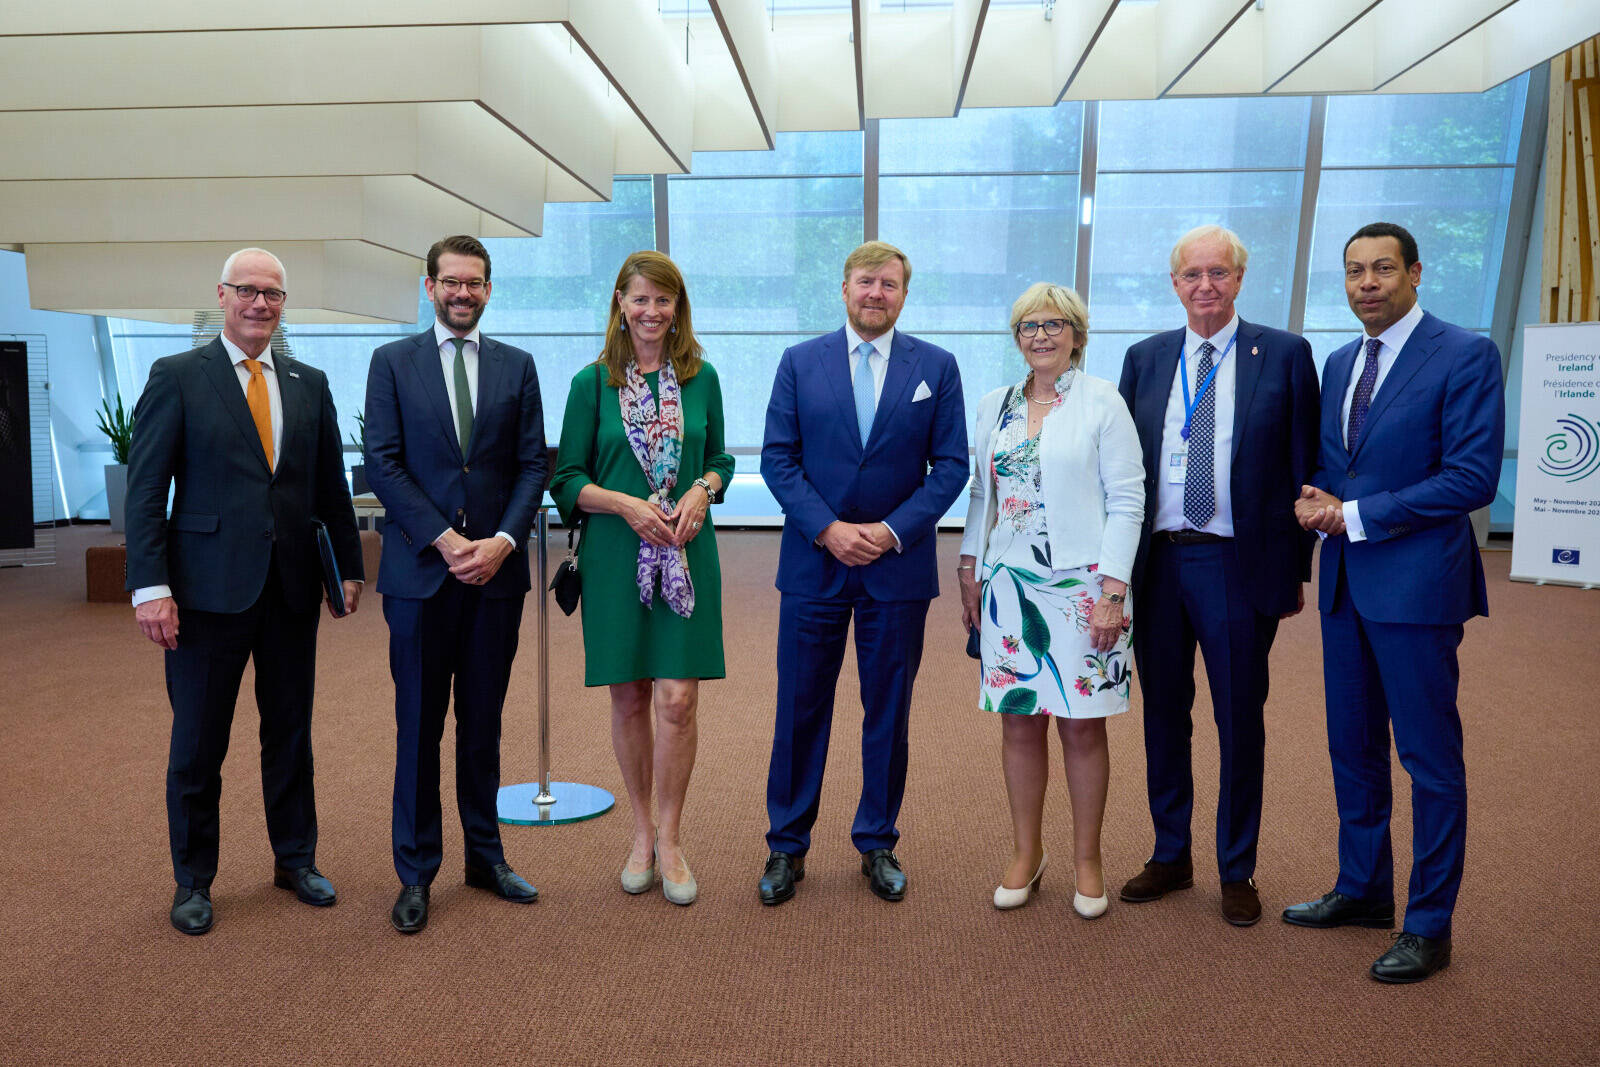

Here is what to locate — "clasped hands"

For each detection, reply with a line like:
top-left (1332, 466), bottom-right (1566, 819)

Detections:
top-left (820, 520), bottom-right (896, 567)
top-left (1294, 485), bottom-right (1346, 535)
top-left (436, 529), bottom-right (512, 585)
top-left (621, 484), bottom-right (710, 549)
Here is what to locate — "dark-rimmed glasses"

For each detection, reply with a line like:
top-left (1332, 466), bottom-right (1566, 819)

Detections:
top-left (221, 282), bottom-right (286, 306)
top-left (1016, 318), bottom-right (1069, 338)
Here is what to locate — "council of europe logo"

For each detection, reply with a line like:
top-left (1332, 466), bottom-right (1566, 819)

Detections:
top-left (1552, 548), bottom-right (1580, 566)
top-left (1538, 414), bottom-right (1600, 482)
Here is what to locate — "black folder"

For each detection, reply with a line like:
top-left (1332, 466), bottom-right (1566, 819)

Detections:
top-left (313, 518), bottom-right (347, 617)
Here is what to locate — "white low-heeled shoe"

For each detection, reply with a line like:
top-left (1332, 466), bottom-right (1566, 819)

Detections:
top-left (993, 853), bottom-right (1048, 910)
top-left (1073, 889), bottom-right (1109, 919)
top-left (658, 845), bottom-right (698, 906)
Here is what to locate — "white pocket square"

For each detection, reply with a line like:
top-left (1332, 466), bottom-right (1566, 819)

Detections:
top-left (912, 380), bottom-right (933, 402)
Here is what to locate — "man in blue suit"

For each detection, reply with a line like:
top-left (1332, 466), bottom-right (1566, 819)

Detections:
top-left (364, 235), bottom-right (548, 934)
top-left (1117, 226), bottom-right (1320, 927)
top-left (126, 247), bottom-right (364, 935)
top-left (1285, 223), bottom-right (1504, 983)
top-left (757, 241), bottom-right (968, 905)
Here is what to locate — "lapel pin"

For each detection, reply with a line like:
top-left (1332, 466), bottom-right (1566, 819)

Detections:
top-left (288, 370), bottom-right (301, 378)
top-left (1251, 346), bottom-right (1258, 356)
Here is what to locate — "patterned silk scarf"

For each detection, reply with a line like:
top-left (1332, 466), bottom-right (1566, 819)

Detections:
top-left (619, 359), bottom-right (695, 617)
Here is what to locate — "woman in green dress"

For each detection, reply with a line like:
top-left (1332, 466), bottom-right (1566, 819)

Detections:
top-left (549, 251), bottom-right (734, 906)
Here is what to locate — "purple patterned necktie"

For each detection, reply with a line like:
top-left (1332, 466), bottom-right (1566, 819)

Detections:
top-left (1346, 337), bottom-right (1381, 451)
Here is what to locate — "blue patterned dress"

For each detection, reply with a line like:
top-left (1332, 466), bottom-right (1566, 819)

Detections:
top-left (978, 377), bottom-right (1133, 718)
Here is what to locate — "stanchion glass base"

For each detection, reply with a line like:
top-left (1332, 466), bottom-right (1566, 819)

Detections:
top-left (498, 781), bottom-right (615, 826)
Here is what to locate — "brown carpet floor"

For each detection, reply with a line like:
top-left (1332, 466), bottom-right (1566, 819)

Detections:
top-left (1, 525), bottom-right (1596, 1065)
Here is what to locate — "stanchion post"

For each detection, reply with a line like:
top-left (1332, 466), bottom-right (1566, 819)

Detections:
top-left (534, 507), bottom-right (555, 806)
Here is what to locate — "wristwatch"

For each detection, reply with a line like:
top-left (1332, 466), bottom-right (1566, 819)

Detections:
top-left (693, 477), bottom-right (714, 499)
top-left (1102, 590), bottom-right (1126, 604)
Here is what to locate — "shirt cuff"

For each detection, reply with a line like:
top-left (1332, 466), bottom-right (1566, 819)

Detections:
top-left (434, 527), bottom-right (453, 546)
top-left (495, 531), bottom-right (517, 548)
top-left (1343, 499), bottom-right (1367, 543)
top-left (883, 521), bottom-right (902, 553)
top-left (132, 584), bottom-right (173, 607)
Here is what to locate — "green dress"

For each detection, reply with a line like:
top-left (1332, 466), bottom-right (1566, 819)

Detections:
top-left (549, 360), bottom-right (735, 686)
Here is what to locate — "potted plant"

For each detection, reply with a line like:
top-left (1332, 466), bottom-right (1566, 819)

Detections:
top-left (96, 393), bottom-right (134, 532)
top-left (349, 410), bottom-right (370, 496)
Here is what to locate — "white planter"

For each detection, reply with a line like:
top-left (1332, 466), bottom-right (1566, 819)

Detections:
top-left (105, 463), bottom-right (128, 532)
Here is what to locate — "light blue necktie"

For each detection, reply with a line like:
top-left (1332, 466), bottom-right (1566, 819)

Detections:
top-left (853, 341), bottom-right (876, 447)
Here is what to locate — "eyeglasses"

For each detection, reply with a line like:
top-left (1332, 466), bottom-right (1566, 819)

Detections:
top-left (434, 277), bottom-right (487, 294)
top-left (1016, 319), bottom-right (1069, 338)
top-left (1177, 268), bottom-right (1236, 286)
top-left (221, 282), bottom-right (286, 306)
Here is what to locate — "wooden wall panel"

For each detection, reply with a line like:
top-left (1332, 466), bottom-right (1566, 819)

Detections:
top-left (1544, 37), bottom-right (1600, 323)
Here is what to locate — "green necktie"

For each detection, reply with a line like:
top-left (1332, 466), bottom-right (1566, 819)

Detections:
top-left (448, 337), bottom-right (473, 454)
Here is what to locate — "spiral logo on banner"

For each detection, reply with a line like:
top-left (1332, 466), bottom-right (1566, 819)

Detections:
top-left (1538, 414), bottom-right (1600, 482)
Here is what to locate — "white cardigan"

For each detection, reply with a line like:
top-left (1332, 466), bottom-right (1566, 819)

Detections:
top-left (959, 372), bottom-right (1145, 585)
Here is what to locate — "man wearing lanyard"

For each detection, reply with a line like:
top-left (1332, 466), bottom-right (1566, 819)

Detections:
top-left (1117, 225), bottom-right (1320, 926)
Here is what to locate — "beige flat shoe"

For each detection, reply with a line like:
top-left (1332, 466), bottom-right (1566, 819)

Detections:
top-left (657, 844), bottom-right (698, 906)
top-left (620, 852), bottom-right (656, 895)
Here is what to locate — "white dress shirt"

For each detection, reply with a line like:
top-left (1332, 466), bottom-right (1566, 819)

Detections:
top-left (132, 334), bottom-right (283, 607)
top-left (1153, 314), bottom-right (1239, 536)
top-left (431, 320), bottom-right (516, 549)
top-left (1338, 301), bottom-right (1424, 543)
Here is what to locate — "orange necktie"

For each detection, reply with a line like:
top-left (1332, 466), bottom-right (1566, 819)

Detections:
top-left (242, 358), bottom-right (274, 470)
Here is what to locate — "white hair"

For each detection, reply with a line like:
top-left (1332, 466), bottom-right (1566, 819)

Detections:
top-left (220, 247), bottom-right (287, 287)
top-left (1169, 225), bottom-right (1249, 273)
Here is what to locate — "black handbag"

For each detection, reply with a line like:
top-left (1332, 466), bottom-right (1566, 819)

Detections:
top-left (549, 366), bottom-right (602, 616)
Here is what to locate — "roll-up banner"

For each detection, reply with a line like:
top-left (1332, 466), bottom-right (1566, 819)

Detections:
top-left (1510, 321), bottom-right (1600, 587)
top-left (0, 341), bottom-right (33, 551)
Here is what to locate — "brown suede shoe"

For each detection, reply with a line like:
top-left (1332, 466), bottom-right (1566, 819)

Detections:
top-left (1119, 857), bottom-right (1194, 903)
top-left (1221, 879), bottom-right (1262, 926)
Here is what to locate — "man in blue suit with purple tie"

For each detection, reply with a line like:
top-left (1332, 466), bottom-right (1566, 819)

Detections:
top-left (757, 241), bottom-right (968, 905)
top-left (1285, 222), bottom-right (1504, 983)
top-left (364, 235), bottom-right (548, 934)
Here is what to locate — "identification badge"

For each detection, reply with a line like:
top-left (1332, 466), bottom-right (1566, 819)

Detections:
top-left (1167, 451), bottom-right (1188, 484)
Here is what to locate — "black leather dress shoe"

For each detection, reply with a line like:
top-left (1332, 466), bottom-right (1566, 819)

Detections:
top-left (273, 864), bottom-right (336, 906)
top-left (170, 886), bottom-right (214, 936)
top-left (465, 862), bottom-right (539, 903)
top-left (1371, 932), bottom-right (1451, 983)
top-left (1281, 890), bottom-right (1395, 929)
top-left (861, 848), bottom-right (906, 902)
top-left (391, 885), bottom-right (429, 934)
top-left (758, 851), bottom-right (804, 906)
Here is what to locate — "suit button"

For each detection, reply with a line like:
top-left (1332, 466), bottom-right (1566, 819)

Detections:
top-left (463, 466), bottom-right (470, 473)
top-left (262, 529), bottom-right (272, 539)
top-left (1347, 469), bottom-right (1357, 478)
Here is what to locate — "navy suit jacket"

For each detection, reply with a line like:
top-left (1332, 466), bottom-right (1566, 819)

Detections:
top-left (1118, 319), bottom-right (1320, 618)
top-left (761, 327), bottom-right (968, 602)
top-left (124, 338), bottom-right (363, 614)
top-left (1311, 311), bottom-right (1504, 625)
top-left (363, 329), bottom-right (547, 600)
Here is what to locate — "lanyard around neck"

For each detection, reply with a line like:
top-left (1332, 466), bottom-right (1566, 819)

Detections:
top-left (1179, 332), bottom-right (1238, 442)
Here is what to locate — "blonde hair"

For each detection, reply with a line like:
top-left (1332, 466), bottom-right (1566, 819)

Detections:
top-left (600, 250), bottom-right (703, 387)
top-left (1009, 282), bottom-right (1089, 369)
top-left (1169, 225), bottom-right (1249, 273)
top-left (842, 241), bottom-right (912, 286)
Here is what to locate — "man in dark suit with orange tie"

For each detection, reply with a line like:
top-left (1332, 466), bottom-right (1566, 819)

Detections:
top-left (365, 235), bottom-right (548, 934)
top-left (126, 247), bottom-right (364, 936)
top-left (1287, 222), bottom-right (1504, 983)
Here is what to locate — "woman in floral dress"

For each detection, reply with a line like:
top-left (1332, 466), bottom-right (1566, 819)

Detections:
top-left (957, 283), bottom-right (1144, 917)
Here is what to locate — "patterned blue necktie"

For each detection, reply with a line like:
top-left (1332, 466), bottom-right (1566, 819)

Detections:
top-left (1182, 340), bottom-right (1217, 529)
top-left (1346, 337), bottom-right (1381, 451)
top-left (853, 341), bottom-right (877, 447)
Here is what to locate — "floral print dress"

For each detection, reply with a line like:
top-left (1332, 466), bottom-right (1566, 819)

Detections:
top-left (978, 377), bottom-right (1132, 718)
